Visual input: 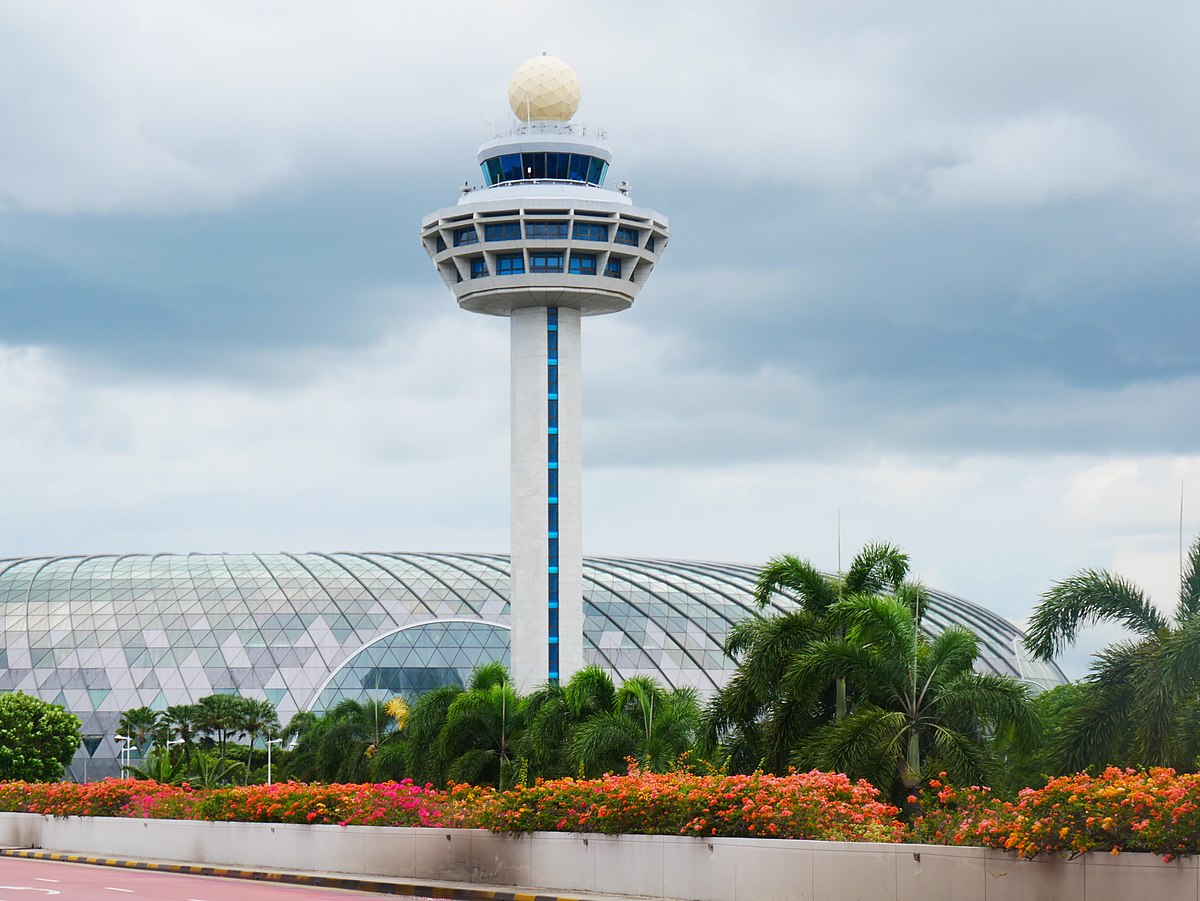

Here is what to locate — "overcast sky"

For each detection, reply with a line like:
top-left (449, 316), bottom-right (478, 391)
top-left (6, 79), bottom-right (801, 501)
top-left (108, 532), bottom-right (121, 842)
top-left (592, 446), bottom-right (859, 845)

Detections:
top-left (1, 1), bottom-right (1197, 677)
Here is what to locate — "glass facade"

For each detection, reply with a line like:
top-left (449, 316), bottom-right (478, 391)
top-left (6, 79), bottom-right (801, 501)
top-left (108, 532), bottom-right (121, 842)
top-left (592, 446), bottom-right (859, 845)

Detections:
top-left (481, 153), bottom-right (609, 187)
top-left (0, 552), bottom-right (1066, 780)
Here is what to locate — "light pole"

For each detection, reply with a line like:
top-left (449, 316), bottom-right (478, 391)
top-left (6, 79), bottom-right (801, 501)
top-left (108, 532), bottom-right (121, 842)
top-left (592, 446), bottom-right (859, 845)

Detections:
top-left (115, 734), bottom-right (133, 778)
top-left (266, 737), bottom-right (282, 785)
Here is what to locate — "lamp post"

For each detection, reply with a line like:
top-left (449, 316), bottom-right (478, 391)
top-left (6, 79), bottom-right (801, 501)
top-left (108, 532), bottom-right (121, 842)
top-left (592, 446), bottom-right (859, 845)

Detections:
top-left (266, 737), bottom-right (282, 786)
top-left (114, 734), bottom-right (133, 778)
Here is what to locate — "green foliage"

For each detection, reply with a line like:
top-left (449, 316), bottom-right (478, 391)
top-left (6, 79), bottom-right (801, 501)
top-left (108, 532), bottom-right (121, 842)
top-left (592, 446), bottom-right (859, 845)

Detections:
top-left (0, 692), bottom-right (81, 782)
top-left (568, 676), bottom-right (700, 777)
top-left (275, 663), bottom-right (702, 789)
top-left (994, 683), bottom-right (1090, 792)
top-left (791, 595), bottom-right (1037, 803)
top-left (117, 694), bottom-right (282, 787)
top-left (705, 542), bottom-right (912, 773)
top-left (1023, 534), bottom-right (1200, 771)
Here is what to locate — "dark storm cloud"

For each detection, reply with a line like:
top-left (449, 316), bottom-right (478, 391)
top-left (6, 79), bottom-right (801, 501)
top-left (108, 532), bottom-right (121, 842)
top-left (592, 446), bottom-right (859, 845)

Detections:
top-left (0, 172), bottom-right (456, 374)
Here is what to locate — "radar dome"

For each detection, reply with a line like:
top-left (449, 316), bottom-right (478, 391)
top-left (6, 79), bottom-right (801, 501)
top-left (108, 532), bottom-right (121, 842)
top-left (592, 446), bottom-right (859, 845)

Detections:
top-left (508, 54), bottom-right (581, 122)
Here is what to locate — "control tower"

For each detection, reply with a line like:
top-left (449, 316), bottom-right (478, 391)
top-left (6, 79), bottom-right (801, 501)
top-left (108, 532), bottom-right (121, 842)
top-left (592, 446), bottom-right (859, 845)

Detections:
top-left (420, 55), bottom-right (669, 690)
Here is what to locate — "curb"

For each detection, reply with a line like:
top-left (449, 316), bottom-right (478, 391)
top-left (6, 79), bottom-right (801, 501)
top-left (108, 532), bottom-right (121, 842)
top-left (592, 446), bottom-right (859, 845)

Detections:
top-left (0, 848), bottom-right (587, 901)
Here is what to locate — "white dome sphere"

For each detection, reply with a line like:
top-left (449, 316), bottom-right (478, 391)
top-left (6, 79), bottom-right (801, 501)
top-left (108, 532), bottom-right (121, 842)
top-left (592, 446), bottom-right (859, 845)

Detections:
top-left (508, 54), bottom-right (581, 122)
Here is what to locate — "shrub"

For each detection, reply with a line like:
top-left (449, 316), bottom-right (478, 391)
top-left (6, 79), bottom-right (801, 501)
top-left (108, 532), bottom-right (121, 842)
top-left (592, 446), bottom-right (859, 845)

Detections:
top-left (911, 767), bottom-right (1200, 860)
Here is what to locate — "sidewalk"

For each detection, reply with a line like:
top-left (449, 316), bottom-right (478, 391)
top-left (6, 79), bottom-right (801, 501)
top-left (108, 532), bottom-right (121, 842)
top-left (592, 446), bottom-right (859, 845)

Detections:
top-left (0, 847), bottom-right (669, 901)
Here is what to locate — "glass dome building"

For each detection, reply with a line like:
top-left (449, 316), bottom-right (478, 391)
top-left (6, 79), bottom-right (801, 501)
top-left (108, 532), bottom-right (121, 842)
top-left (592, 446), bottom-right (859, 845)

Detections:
top-left (0, 551), bottom-right (1066, 779)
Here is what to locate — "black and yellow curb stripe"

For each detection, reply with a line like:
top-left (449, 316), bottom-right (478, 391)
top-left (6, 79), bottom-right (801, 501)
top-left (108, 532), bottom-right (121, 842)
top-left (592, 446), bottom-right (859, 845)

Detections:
top-left (0, 848), bottom-right (583, 901)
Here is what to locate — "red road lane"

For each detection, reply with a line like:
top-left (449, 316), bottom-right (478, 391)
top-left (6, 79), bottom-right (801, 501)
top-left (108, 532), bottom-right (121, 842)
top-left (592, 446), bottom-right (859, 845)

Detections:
top-left (0, 857), bottom-right (436, 901)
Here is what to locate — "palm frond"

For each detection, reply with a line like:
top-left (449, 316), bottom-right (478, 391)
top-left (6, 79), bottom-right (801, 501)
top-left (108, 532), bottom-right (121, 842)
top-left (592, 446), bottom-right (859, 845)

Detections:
top-left (793, 705), bottom-right (907, 788)
top-left (928, 725), bottom-right (999, 788)
top-left (1025, 569), bottom-right (1168, 661)
top-left (1048, 643), bottom-right (1142, 772)
top-left (754, 555), bottom-right (838, 614)
top-left (1176, 534), bottom-right (1200, 620)
top-left (921, 626), bottom-right (980, 694)
top-left (563, 665), bottom-right (616, 718)
top-left (843, 542), bottom-right (909, 595)
top-left (829, 593), bottom-right (915, 659)
top-left (568, 713), bottom-right (641, 777)
top-left (468, 661), bottom-right (509, 692)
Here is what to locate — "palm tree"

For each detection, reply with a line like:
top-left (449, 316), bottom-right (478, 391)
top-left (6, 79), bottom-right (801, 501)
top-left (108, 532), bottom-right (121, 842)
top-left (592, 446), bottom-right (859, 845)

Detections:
top-left (238, 698), bottom-right (280, 784)
top-left (117, 706), bottom-right (161, 759)
top-left (704, 542), bottom-right (911, 772)
top-left (196, 694), bottom-right (244, 774)
top-left (301, 698), bottom-right (406, 783)
top-left (279, 710), bottom-right (325, 781)
top-left (368, 685), bottom-right (461, 785)
top-left (163, 704), bottom-right (200, 770)
top-left (568, 675), bottom-right (700, 777)
top-left (435, 662), bottom-right (524, 787)
top-left (518, 665), bottom-right (618, 779)
top-left (1023, 534), bottom-right (1200, 771)
top-left (792, 592), bottom-right (1037, 803)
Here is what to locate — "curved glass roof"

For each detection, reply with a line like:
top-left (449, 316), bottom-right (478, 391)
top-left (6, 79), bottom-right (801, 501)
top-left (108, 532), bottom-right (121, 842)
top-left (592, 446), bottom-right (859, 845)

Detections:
top-left (0, 552), bottom-right (1066, 777)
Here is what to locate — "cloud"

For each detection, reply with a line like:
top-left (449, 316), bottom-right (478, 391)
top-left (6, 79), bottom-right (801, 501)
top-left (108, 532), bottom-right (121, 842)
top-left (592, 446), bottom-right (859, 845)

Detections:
top-left (925, 114), bottom-right (1152, 208)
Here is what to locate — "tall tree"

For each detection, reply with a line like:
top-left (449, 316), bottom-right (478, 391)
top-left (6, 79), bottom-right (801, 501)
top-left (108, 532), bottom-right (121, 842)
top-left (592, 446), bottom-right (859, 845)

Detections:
top-left (196, 694), bottom-right (244, 773)
top-left (792, 592), bottom-right (1037, 802)
top-left (705, 542), bottom-right (910, 772)
top-left (163, 704), bottom-right (200, 770)
top-left (116, 706), bottom-right (161, 758)
top-left (1024, 534), bottom-right (1200, 771)
top-left (238, 698), bottom-right (280, 784)
top-left (518, 665), bottom-right (617, 778)
top-left (0, 692), bottom-right (81, 782)
top-left (435, 662), bottom-right (523, 787)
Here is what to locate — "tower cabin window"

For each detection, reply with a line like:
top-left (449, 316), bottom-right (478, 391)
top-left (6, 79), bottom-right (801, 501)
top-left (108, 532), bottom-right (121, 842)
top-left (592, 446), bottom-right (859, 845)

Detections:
top-left (569, 254), bottom-right (597, 275)
top-left (572, 223), bottom-right (608, 242)
top-left (496, 253), bottom-right (525, 275)
top-left (615, 226), bottom-right (640, 247)
top-left (530, 253), bottom-right (564, 273)
top-left (527, 221), bottom-right (568, 239)
top-left (454, 227), bottom-right (479, 246)
top-left (485, 222), bottom-right (521, 242)
top-left (469, 257), bottom-right (488, 279)
top-left (605, 258), bottom-right (623, 278)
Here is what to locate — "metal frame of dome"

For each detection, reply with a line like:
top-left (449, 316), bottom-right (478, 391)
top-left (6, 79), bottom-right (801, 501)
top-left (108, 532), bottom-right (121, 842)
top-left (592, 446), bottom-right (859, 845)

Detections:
top-left (0, 552), bottom-right (1066, 779)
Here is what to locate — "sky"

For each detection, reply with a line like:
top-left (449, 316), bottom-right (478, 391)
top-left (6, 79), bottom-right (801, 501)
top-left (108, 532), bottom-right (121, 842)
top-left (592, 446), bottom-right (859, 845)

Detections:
top-left (1, 1), bottom-right (1197, 678)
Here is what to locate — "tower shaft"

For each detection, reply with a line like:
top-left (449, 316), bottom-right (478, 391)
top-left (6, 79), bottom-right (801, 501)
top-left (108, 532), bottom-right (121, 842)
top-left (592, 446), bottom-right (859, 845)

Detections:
top-left (510, 306), bottom-right (583, 690)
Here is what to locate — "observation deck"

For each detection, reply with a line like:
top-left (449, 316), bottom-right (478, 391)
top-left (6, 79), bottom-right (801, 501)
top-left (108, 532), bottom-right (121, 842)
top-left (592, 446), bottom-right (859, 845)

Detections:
top-left (420, 109), bottom-right (668, 317)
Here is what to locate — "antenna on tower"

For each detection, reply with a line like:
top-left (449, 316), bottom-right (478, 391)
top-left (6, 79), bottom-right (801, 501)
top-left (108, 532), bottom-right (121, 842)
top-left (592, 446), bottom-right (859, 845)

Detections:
top-left (1181, 480), bottom-right (1186, 595)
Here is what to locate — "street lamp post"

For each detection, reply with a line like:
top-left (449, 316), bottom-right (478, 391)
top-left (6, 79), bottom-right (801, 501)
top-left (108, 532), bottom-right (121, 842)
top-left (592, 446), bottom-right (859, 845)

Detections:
top-left (266, 737), bottom-right (282, 786)
top-left (114, 734), bottom-right (133, 778)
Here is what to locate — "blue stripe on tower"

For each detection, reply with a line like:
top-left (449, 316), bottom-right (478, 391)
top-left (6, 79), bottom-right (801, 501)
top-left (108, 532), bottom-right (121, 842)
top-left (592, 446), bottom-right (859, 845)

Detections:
top-left (546, 307), bottom-right (560, 684)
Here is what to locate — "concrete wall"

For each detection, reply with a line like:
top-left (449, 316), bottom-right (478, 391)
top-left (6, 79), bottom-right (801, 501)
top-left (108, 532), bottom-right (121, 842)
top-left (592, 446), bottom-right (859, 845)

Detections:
top-left (1, 814), bottom-right (1196, 901)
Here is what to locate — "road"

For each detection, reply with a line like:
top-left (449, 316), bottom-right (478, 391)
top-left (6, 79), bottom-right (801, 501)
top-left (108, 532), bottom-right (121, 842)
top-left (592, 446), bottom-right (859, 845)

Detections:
top-left (0, 857), bottom-right (436, 901)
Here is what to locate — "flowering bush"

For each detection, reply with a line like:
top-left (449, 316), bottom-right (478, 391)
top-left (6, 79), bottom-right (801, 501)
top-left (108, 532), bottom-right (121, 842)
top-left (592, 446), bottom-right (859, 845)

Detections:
top-left (11, 766), bottom-right (1200, 861)
top-left (451, 767), bottom-right (905, 842)
top-left (911, 768), bottom-right (1200, 860)
top-left (0, 779), bottom-right (447, 828)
